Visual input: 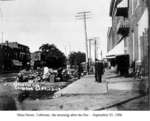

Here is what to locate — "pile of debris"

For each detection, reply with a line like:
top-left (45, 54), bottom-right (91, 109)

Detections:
top-left (14, 67), bottom-right (79, 101)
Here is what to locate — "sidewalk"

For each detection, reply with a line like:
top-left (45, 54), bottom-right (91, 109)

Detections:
top-left (54, 75), bottom-right (107, 95)
top-left (21, 70), bottom-right (145, 110)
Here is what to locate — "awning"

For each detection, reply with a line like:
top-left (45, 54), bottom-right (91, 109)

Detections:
top-left (106, 40), bottom-right (125, 56)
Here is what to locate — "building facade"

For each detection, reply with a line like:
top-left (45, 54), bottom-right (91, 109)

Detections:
top-left (0, 41), bottom-right (30, 72)
top-left (129, 0), bottom-right (148, 76)
top-left (108, 0), bottom-right (148, 76)
top-left (108, 0), bottom-right (129, 55)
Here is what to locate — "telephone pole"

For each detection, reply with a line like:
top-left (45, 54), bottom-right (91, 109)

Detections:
top-left (88, 38), bottom-right (93, 67)
top-left (76, 11), bottom-right (91, 73)
top-left (94, 38), bottom-right (97, 62)
top-left (0, 0), bottom-right (15, 43)
top-left (0, 7), bottom-right (4, 43)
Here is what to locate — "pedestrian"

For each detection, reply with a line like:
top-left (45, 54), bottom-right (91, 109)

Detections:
top-left (57, 67), bottom-right (63, 81)
top-left (77, 64), bottom-right (83, 79)
top-left (95, 60), bottom-right (104, 83)
top-left (95, 61), bottom-right (98, 82)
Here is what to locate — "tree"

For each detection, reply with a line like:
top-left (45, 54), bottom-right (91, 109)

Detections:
top-left (68, 51), bottom-right (86, 68)
top-left (39, 44), bottom-right (66, 69)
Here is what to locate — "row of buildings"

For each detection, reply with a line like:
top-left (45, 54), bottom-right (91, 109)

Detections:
top-left (0, 41), bottom-right (31, 72)
top-left (0, 41), bottom-right (43, 72)
top-left (0, 40), bottom-right (70, 72)
top-left (107, 0), bottom-right (148, 76)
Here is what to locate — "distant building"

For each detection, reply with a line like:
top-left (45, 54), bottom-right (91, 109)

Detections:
top-left (0, 41), bottom-right (30, 72)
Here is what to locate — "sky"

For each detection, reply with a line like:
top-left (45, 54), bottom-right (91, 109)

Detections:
top-left (0, 0), bottom-right (111, 59)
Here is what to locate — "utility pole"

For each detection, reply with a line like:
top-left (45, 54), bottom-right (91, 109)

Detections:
top-left (1, 32), bottom-right (3, 43)
top-left (76, 11), bottom-right (91, 73)
top-left (89, 39), bottom-right (92, 64)
top-left (94, 38), bottom-right (97, 62)
top-left (101, 50), bottom-right (103, 60)
top-left (0, 7), bottom-right (4, 43)
top-left (0, 0), bottom-right (15, 43)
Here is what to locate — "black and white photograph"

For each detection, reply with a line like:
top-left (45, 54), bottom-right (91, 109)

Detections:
top-left (0, 0), bottom-right (149, 114)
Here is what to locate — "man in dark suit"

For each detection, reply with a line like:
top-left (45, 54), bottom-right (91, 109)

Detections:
top-left (95, 60), bottom-right (104, 83)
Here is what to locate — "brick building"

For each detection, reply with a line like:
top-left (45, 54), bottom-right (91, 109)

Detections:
top-left (107, 0), bottom-right (148, 76)
top-left (129, 0), bottom-right (148, 76)
top-left (108, 0), bottom-right (129, 55)
top-left (0, 41), bottom-right (30, 72)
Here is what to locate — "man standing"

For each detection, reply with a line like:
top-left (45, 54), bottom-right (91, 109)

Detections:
top-left (77, 63), bottom-right (83, 79)
top-left (95, 60), bottom-right (104, 83)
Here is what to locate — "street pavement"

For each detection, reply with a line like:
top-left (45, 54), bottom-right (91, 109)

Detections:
top-left (0, 73), bottom-right (18, 82)
top-left (21, 69), bottom-right (147, 110)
